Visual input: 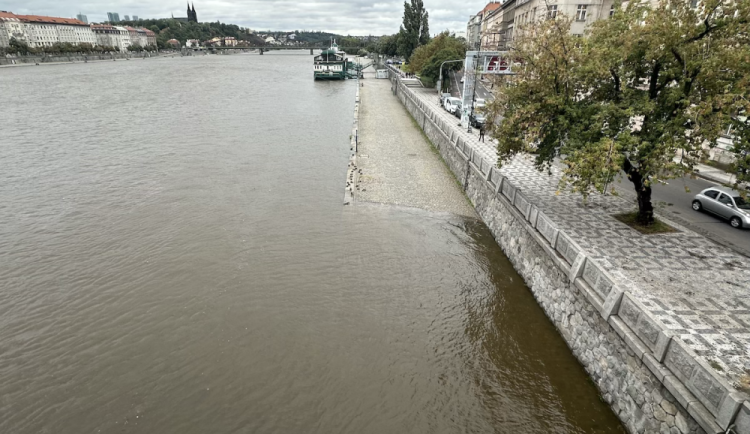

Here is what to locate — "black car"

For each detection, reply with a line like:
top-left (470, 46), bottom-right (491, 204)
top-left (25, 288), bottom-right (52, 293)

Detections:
top-left (470, 113), bottom-right (486, 128)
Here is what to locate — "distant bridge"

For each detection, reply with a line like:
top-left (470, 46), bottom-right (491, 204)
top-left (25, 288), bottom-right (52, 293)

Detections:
top-left (198, 46), bottom-right (365, 55)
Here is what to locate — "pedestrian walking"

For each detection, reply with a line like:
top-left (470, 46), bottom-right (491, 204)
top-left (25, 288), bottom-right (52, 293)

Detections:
top-left (479, 124), bottom-right (485, 142)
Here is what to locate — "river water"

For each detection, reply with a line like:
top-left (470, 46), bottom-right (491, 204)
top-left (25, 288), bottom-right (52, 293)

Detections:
top-left (0, 53), bottom-right (623, 433)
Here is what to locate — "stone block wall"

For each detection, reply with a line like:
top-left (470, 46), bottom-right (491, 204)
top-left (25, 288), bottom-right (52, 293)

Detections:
top-left (389, 73), bottom-right (749, 434)
top-left (0, 52), bottom-right (157, 66)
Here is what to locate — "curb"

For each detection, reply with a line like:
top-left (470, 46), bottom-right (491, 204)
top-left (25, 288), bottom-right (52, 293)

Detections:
top-left (692, 169), bottom-right (750, 190)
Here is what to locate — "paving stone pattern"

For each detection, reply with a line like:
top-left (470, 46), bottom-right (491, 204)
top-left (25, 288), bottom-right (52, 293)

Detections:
top-left (354, 74), bottom-right (476, 217)
top-left (411, 86), bottom-right (750, 390)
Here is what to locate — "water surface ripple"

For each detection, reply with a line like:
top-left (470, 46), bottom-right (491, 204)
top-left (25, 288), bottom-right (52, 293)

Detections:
top-left (0, 53), bottom-right (622, 433)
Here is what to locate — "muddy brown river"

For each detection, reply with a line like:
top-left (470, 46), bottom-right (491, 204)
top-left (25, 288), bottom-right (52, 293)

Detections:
top-left (0, 53), bottom-right (623, 433)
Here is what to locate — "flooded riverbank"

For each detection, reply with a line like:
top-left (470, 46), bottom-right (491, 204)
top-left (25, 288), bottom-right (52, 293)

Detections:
top-left (0, 53), bottom-right (622, 433)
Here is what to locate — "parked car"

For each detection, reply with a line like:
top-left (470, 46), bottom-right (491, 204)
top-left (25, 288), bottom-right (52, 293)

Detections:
top-left (453, 100), bottom-right (463, 118)
top-left (440, 92), bottom-right (452, 106)
top-left (692, 186), bottom-right (750, 229)
top-left (470, 112), bottom-right (486, 128)
top-left (444, 97), bottom-right (461, 114)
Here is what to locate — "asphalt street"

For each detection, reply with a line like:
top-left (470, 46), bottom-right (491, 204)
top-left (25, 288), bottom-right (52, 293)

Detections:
top-left (451, 71), bottom-right (494, 102)
top-left (613, 175), bottom-right (750, 257)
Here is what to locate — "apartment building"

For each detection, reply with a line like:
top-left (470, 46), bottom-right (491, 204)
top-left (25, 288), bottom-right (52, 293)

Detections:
top-left (125, 26), bottom-right (148, 47)
top-left (0, 12), bottom-right (96, 49)
top-left (91, 24), bottom-right (131, 51)
top-left (466, 1), bottom-right (502, 50)
top-left (0, 11), bottom-right (26, 47)
top-left (468, 0), bottom-right (615, 52)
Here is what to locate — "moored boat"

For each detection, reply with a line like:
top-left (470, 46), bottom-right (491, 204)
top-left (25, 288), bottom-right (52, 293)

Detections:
top-left (313, 41), bottom-right (348, 80)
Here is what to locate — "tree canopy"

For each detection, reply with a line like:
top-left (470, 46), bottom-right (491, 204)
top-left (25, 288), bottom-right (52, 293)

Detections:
top-left (397, 0), bottom-right (430, 59)
top-left (488, 0), bottom-right (750, 224)
top-left (407, 32), bottom-right (466, 88)
top-left (113, 18), bottom-right (266, 48)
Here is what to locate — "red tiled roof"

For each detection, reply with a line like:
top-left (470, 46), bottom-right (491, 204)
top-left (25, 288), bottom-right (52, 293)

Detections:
top-left (0, 11), bottom-right (22, 20)
top-left (479, 1), bottom-right (501, 14)
top-left (16, 14), bottom-right (88, 26)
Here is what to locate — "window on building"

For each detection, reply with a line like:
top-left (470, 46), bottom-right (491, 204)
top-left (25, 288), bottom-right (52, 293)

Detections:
top-left (547, 5), bottom-right (558, 19)
top-left (576, 5), bottom-right (588, 21)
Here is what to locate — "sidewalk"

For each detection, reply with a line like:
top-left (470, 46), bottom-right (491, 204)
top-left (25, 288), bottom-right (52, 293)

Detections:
top-left (410, 85), bottom-right (750, 390)
top-left (689, 161), bottom-right (748, 189)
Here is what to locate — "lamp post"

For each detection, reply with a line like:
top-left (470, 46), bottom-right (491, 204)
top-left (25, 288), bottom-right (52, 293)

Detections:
top-left (437, 59), bottom-right (464, 103)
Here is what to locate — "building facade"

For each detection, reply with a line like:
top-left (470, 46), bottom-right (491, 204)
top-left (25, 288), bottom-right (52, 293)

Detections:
top-left (76, 13), bottom-right (88, 24)
top-left (0, 11), bottom-right (26, 47)
top-left (125, 26), bottom-right (148, 47)
top-left (468, 0), bottom-right (615, 52)
top-left (0, 13), bottom-right (96, 49)
top-left (0, 11), bottom-right (157, 51)
top-left (466, 2), bottom-right (501, 50)
top-left (107, 12), bottom-right (120, 23)
top-left (187, 3), bottom-right (198, 23)
top-left (91, 24), bottom-right (131, 51)
top-left (145, 29), bottom-right (156, 47)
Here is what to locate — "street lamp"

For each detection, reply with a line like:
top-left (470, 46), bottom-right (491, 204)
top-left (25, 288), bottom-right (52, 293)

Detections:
top-left (437, 58), bottom-right (464, 102)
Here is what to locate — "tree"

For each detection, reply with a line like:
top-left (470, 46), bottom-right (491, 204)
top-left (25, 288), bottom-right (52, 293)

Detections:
top-left (488, 0), bottom-right (750, 225)
top-left (406, 32), bottom-right (466, 87)
top-left (375, 34), bottom-right (399, 56)
top-left (9, 37), bottom-right (34, 55)
top-left (397, 0), bottom-right (429, 59)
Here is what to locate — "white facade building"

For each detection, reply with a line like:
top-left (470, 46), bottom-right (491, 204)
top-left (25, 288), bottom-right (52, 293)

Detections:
top-left (113, 26), bottom-right (131, 51)
top-left (0, 11), bottom-right (27, 47)
top-left (0, 12), bottom-right (96, 49)
top-left (91, 24), bottom-right (131, 51)
top-left (22, 15), bottom-right (96, 48)
top-left (125, 26), bottom-right (147, 48)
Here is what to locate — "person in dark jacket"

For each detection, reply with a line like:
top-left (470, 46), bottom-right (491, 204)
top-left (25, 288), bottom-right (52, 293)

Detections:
top-left (479, 123), bottom-right (485, 142)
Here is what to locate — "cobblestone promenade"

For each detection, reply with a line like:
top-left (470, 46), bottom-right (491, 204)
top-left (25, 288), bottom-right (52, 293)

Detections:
top-left (354, 74), bottom-right (476, 217)
top-left (411, 86), bottom-right (750, 388)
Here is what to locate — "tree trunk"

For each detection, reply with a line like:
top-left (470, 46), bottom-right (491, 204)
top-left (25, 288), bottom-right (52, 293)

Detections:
top-left (623, 159), bottom-right (655, 226)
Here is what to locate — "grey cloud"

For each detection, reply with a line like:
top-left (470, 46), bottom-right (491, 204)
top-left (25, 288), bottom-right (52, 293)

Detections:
top-left (4, 0), bottom-right (489, 35)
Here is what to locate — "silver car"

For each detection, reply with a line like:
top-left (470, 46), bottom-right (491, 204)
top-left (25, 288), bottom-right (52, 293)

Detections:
top-left (692, 186), bottom-right (750, 229)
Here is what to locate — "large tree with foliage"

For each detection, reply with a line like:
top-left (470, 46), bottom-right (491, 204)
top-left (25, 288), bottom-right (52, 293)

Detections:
top-left (489, 0), bottom-right (750, 225)
top-left (375, 34), bottom-right (399, 56)
top-left (397, 0), bottom-right (430, 60)
top-left (407, 32), bottom-right (466, 88)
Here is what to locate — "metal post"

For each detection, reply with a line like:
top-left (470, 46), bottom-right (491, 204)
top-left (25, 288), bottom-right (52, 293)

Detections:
top-left (438, 59), bottom-right (463, 94)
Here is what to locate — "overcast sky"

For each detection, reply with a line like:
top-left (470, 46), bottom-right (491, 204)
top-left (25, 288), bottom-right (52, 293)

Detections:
top-left (2, 0), bottom-right (490, 35)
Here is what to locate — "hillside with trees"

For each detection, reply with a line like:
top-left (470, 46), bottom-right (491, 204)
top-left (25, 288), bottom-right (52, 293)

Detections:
top-left (116, 19), bottom-right (266, 48)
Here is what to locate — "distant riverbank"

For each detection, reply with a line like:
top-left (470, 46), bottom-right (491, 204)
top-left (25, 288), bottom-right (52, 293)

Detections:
top-left (0, 51), bottom-right (181, 68)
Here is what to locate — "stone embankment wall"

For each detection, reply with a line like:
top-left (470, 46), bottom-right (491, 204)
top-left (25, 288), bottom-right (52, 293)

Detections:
top-left (388, 71), bottom-right (750, 434)
top-left (0, 52), bottom-right (165, 66)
